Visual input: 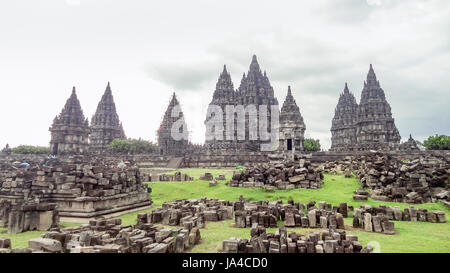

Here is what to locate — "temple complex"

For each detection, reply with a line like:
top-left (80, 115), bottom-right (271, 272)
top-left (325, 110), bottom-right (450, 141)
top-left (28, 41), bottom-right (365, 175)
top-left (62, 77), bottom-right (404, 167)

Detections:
top-left (330, 65), bottom-right (401, 151)
top-left (205, 55), bottom-right (279, 152)
top-left (157, 92), bottom-right (189, 156)
top-left (90, 82), bottom-right (126, 153)
top-left (49, 87), bottom-right (91, 155)
top-left (278, 86), bottom-right (306, 155)
top-left (330, 83), bottom-right (358, 151)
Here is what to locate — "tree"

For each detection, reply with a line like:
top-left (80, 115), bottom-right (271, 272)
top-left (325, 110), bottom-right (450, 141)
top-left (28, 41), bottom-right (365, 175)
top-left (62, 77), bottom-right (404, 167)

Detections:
top-left (108, 138), bottom-right (158, 154)
top-left (424, 135), bottom-right (450, 150)
top-left (304, 138), bottom-right (321, 152)
top-left (11, 145), bottom-right (50, 154)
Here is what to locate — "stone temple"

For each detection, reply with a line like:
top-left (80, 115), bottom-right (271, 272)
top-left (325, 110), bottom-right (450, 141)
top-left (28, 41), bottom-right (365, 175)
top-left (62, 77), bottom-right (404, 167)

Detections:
top-left (90, 82), bottom-right (126, 153)
top-left (331, 65), bottom-right (401, 151)
top-left (205, 55), bottom-right (279, 152)
top-left (157, 92), bottom-right (189, 156)
top-left (278, 86), bottom-right (306, 154)
top-left (49, 87), bottom-right (91, 155)
top-left (330, 83), bottom-right (358, 151)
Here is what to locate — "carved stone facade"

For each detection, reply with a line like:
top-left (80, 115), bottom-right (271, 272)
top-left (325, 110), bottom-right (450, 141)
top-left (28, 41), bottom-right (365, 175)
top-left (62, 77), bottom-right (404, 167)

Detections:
top-left (279, 86), bottom-right (306, 154)
top-left (399, 134), bottom-right (420, 151)
top-left (157, 93), bottom-right (189, 156)
top-left (330, 65), bottom-right (401, 151)
top-left (90, 82), bottom-right (126, 153)
top-left (205, 55), bottom-right (279, 152)
top-left (49, 87), bottom-right (91, 155)
top-left (330, 83), bottom-right (358, 151)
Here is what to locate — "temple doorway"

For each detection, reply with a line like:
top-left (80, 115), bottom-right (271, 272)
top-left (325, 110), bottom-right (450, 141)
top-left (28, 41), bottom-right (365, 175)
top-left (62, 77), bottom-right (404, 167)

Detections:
top-left (287, 139), bottom-right (292, 151)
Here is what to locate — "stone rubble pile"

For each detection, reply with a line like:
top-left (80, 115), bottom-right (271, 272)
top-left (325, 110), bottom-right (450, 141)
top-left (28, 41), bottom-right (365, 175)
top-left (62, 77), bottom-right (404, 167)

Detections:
top-left (216, 174), bottom-right (226, 180)
top-left (353, 208), bottom-right (396, 234)
top-left (199, 173), bottom-right (214, 181)
top-left (221, 227), bottom-right (373, 253)
top-left (355, 204), bottom-right (446, 225)
top-left (322, 156), bottom-right (356, 176)
top-left (0, 216), bottom-right (201, 253)
top-left (145, 198), bottom-right (234, 227)
top-left (234, 198), bottom-right (349, 230)
top-left (227, 159), bottom-right (323, 190)
top-left (0, 201), bottom-right (59, 234)
top-left (353, 189), bottom-right (369, 201)
top-left (355, 152), bottom-right (449, 203)
top-left (146, 172), bottom-right (194, 182)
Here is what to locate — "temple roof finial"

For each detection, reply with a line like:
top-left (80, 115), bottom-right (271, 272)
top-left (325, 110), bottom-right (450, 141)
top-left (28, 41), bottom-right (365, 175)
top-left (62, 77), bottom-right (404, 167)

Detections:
top-left (249, 54), bottom-right (260, 73)
top-left (367, 63), bottom-right (377, 83)
top-left (344, 82), bottom-right (349, 94)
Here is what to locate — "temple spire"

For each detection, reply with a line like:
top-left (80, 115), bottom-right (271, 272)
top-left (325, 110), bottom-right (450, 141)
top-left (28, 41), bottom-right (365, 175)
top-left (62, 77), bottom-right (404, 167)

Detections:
top-left (344, 82), bottom-right (349, 94)
top-left (249, 54), bottom-right (260, 74)
top-left (367, 63), bottom-right (377, 84)
top-left (105, 82), bottom-right (112, 95)
top-left (90, 82), bottom-right (125, 152)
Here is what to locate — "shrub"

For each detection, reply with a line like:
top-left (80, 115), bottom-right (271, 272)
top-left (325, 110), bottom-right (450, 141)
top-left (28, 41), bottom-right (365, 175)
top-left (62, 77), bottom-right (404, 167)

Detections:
top-left (423, 135), bottom-right (450, 150)
top-left (108, 138), bottom-right (158, 154)
top-left (11, 145), bottom-right (50, 154)
top-left (304, 138), bottom-right (321, 152)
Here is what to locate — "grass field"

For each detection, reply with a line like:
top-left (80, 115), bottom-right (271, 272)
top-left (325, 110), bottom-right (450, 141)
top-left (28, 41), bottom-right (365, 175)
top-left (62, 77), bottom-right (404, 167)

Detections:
top-left (2, 168), bottom-right (449, 253)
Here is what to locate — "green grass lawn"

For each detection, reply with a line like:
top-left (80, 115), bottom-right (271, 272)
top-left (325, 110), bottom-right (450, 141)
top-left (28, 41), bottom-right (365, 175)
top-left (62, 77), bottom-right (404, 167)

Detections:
top-left (3, 168), bottom-right (450, 253)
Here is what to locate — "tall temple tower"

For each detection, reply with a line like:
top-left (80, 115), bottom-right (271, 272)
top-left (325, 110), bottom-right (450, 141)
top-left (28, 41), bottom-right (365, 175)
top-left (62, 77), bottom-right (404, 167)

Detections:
top-left (205, 55), bottom-right (279, 152)
top-left (279, 86), bottom-right (306, 154)
top-left (157, 92), bottom-right (189, 156)
top-left (355, 64), bottom-right (401, 150)
top-left (49, 87), bottom-right (91, 155)
top-left (330, 83), bottom-right (358, 151)
top-left (90, 82), bottom-right (126, 153)
top-left (205, 65), bottom-right (236, 149)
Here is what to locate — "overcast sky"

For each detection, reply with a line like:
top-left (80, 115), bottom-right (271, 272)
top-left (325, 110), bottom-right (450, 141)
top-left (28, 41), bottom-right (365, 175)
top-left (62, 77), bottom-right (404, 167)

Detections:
top-left (0, 0), bottom-right (449, 150)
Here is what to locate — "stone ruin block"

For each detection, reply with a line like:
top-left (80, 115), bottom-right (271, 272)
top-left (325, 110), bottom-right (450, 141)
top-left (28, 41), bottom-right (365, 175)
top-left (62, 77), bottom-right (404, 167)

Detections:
top-left (221, 228), bottom-right (372, 253)
top-left (233, 197), bottom-right (347, 230)
top-left (228, 159), bottom-right (323, 190)
top-left (0, 201), bottom-right (59, 234)
top-left (0, 159), bottom-right (152, 218)
top-left (145, 198), bottom-right (233, 228)
top-left (7, 215), bottom-right (201, 253)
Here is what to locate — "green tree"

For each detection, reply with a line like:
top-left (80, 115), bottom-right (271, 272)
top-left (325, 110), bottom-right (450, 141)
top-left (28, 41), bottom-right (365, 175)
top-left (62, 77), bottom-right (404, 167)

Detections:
top-left (108, 138), bottom-right (158, 154)
top-left (423, 135), bottom-right (450, 150)
top-left (11, 145), bottom-right (50, 154)
top-left (304, 138), bottom-right (321, 152)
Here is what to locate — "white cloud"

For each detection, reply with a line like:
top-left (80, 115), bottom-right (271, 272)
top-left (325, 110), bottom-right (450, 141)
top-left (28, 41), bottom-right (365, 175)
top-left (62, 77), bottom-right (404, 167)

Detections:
top-left (0, 0), bottom-right (449, 150)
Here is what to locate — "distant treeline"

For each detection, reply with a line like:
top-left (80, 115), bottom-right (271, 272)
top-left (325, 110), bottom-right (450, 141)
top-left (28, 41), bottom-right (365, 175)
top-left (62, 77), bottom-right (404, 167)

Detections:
top-left (424, 135), bottom-right (450, 150)
top-left (108, 138), bottom-right (158, 154)
top-left (10, 145), bottom-right (50, 154)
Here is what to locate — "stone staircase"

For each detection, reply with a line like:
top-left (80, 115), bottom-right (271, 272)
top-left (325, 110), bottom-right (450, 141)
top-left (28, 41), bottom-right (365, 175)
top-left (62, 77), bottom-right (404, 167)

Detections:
top-left (166, 157), bottom-right (184, 169)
